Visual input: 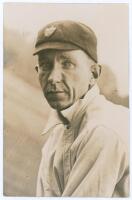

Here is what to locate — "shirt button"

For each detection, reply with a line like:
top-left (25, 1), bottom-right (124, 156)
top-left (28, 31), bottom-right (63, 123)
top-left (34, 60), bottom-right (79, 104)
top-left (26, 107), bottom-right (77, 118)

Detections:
top-left (64, 124), bottom-right (70, 129)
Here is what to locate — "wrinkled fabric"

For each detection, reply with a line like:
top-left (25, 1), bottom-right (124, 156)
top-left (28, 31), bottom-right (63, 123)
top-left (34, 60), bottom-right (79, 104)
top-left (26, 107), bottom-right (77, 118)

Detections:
top-left (36, 85), bottom-right (129, 197)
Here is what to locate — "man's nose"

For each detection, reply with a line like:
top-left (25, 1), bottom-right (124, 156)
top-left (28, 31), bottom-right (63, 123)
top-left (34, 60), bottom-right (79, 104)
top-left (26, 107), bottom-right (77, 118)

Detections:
top-left (48, 61), bottom-right (62, 83)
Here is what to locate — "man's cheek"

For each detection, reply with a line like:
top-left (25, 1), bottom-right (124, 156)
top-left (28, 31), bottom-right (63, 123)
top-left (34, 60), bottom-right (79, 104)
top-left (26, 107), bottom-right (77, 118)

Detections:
top-left (66, 71), bottom-right (78, 81)
top-left (39, 73), bottom-right (47, 88)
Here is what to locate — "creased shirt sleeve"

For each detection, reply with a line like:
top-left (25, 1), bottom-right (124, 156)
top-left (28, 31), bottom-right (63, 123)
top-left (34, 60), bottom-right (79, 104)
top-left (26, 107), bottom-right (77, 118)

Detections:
top-left (36, 152), bottom-right (45, 196)
top-left (62, 126), bottom-right (129, 197)
top-left (36, 148), bottom-right (53, 197)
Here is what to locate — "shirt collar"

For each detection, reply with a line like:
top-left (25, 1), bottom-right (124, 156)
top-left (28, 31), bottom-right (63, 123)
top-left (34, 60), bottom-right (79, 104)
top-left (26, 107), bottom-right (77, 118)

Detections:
top-left (41, 84), bottom-right (100, 135)
top-left (61, 84), bottom-right (100, 123)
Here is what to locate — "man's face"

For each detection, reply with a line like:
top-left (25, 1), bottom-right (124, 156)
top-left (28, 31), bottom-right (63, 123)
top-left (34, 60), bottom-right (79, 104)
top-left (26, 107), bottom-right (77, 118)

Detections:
top-left (38, 49), bottom-right (94, 111)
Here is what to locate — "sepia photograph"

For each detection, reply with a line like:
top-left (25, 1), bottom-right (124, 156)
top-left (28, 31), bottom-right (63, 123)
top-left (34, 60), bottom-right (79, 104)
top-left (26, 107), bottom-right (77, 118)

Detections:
top-left (3, 2), bottom-right (129, 197)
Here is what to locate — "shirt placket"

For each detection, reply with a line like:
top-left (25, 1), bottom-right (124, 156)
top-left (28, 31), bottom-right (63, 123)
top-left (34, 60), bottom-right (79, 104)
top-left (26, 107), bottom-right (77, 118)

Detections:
top-left (63, 126), bottom-right (74, 187)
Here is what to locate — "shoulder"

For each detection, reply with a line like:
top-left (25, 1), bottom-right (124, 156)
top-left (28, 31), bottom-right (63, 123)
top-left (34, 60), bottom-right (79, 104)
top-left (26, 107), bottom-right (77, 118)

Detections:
top-left (77, 124), bottom-right (128, 157)
top-left (86, 94), bottom-right (129, 119)
top-left (92, 125), bottom-right (127, 148)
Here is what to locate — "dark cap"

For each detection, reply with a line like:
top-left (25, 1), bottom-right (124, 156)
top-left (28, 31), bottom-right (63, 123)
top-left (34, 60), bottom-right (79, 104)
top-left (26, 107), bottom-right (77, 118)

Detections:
top-left (33, 20), bottom-right (98, 62)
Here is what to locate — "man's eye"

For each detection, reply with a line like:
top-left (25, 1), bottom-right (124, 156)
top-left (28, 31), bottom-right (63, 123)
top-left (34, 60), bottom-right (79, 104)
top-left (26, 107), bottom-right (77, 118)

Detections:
top-left (62, 61), bottom-right (74, 69)
top-left (39, 63), bottom-right (51, 71)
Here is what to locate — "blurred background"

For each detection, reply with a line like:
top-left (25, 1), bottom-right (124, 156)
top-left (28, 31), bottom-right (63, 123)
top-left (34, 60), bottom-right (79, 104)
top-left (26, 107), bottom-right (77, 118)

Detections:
top-left (3, 3), bottom-right (129, 196)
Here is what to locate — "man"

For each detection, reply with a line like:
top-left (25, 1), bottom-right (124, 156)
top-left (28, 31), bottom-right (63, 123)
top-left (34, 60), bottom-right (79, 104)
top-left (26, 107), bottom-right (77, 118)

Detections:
top-left (33, 20), bottom-right (129, 197)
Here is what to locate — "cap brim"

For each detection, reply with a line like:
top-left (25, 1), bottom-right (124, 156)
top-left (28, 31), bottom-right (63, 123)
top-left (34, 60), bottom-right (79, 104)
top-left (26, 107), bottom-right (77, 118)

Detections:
top-left (33, 42), bottom-right (79, 55)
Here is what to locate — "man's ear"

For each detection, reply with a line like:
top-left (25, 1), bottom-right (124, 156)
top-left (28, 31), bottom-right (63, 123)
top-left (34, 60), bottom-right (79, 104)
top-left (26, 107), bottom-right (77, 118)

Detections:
top-left (35, 65), bottom-right (39, 72)
top-left (91, 64), bottom-right (101, 79)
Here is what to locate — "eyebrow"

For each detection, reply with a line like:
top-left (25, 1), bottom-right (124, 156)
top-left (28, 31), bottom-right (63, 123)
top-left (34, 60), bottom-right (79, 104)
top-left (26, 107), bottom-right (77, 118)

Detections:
top-left (58, 54), bottom-right (72, 61)
top-left (39, 51), bottom-right (75, 63)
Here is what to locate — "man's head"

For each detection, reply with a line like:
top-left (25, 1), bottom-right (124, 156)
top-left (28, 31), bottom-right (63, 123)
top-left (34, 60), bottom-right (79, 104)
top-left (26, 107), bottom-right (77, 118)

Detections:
top-left (34, 20), bottom-right (101, 111)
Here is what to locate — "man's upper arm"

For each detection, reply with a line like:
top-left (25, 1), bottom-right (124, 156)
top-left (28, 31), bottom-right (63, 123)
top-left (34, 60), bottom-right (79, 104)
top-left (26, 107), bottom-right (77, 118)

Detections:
top-left (62, 126), bottom-right (129, 197)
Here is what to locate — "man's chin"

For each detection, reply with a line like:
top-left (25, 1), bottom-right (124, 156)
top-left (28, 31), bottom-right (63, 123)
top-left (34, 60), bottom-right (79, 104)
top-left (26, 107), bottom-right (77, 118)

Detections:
top-left (48, 100), bottom-right (72, 111)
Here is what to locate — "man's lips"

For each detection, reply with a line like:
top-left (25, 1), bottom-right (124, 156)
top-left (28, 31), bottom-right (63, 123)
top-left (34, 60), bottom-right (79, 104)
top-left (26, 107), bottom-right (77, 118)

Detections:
top-left (46, 91), bottom-right (65, 95)
top-left (45, 91), bottom-right (66, 101)
top-left (46, 91), bottom-right (64, 96)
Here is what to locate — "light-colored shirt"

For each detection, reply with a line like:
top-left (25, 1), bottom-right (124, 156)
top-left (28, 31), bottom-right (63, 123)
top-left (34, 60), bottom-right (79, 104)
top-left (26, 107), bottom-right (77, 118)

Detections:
top-left (36, 85), bottom-right (129, 197)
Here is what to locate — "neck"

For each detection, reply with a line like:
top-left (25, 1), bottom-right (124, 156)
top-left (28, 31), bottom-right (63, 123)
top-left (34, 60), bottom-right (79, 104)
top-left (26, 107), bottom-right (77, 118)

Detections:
top-left (57, 110), bottom-right (70, 126)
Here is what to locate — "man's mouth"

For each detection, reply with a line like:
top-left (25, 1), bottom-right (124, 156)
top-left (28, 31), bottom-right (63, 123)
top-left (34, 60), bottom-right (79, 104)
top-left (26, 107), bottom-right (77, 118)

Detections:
top-left (46, 91), bottom-right (64, 94)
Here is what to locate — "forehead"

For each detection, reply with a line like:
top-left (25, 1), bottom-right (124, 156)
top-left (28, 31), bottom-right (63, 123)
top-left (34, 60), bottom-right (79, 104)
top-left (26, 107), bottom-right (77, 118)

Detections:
top-left (38, 49), bottom-right (92, 62)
